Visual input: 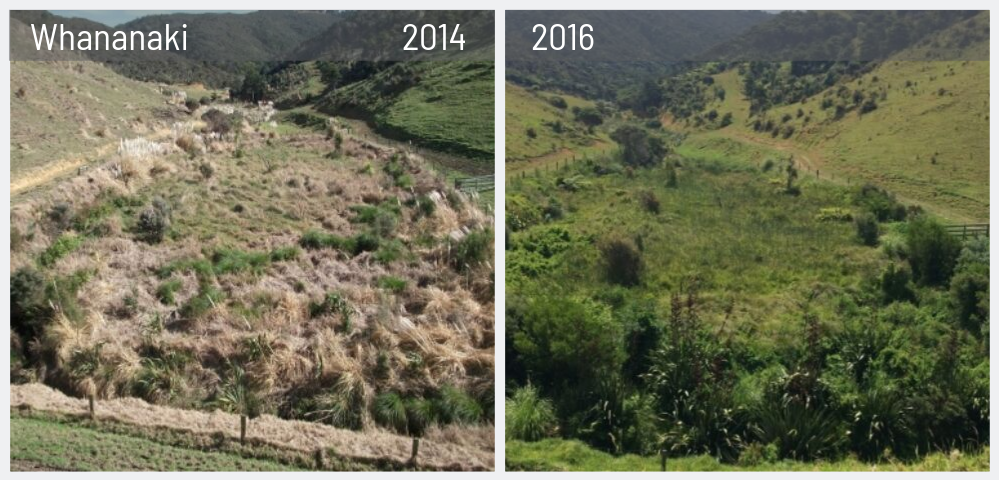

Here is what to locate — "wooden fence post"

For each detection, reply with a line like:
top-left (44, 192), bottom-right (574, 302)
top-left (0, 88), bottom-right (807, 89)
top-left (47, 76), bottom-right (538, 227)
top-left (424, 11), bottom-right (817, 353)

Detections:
top-left (660, 449), bottom-right (667, 471)
top-left (314, 448), bottom-right (325, 470)
top-left (410, 437), bottom-right (420, 464)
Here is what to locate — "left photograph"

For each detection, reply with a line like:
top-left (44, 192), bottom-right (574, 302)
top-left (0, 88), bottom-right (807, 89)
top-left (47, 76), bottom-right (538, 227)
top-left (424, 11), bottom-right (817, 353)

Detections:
top-left (9, 10), bottom-right (495, 471)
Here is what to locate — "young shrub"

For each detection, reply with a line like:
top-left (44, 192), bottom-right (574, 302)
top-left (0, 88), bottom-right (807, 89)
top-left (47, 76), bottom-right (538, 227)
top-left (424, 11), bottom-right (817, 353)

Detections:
top-left (309, 292), bottom-right (353, 331)
top-left (637, 190), bottom-right (660, 214)
top-left (137, 207), bottom-right (170, 244)
top-left (199, 162), bottom-right (215, 180)
top-left (905, 217), bottom-right (961, 286)
top-left (175, 135), bottom-right (198, 156)
top-left (599, 236), bottom-right (642, 286)
top-left (11, 267), bottom-right (51, 338)
top-left (38, 233), bottom-right (83, 268)
top-left (451, 229), bottom-right (492, 272)
top-left (512, 296), bottom-right (623, 387)
top-left (854, 212), bottom-right (880, 246)
top-left (880, 263), bottom-right (915, 304)
top-left (506, 384), bottom-right (557, 441)
top-left (156, 279), bottom-right (183, 305)
top-left (201, 109), bottom-right (240, 134)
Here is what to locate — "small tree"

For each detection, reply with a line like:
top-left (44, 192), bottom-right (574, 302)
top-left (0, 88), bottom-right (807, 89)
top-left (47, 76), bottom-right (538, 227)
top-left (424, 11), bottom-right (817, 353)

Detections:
top-left (612, 126), bottom-right (666, 168)
top-left (215, 363), bottom-right (264, 445)
top-left (854, 213), bottom-right (880, 246)
top-left (666, 161), bottom-right (679, 188)
top-left (905, 217), bottom-right (961, 286)
top-left (784, 158), bottom-right (799, 195)
top-left (138, 207), bottom-right (170, 244)
top-left (600, 236), bottom-right (643, 286)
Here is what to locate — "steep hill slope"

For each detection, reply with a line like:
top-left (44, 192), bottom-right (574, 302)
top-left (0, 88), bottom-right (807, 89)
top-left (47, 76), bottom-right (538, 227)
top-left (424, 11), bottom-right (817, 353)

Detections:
top-left (10, 59), bottom-right (186, 187)
top-left (504, 82), bottom-right (610, 163)
top-left (660, 12), bottom-right (989, 222)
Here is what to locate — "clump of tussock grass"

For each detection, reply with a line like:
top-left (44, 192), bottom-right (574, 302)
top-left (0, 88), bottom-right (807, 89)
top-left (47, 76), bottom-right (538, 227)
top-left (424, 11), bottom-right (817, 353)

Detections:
top-left (448, 229), bottom-right (492, 272)
top-left (299, 230), bottom-right (381, 256)
top-left (156, 279), bottom-right (184, 305)
top-left (505, 384), bottom-right (557, 441)
top-left (377, 276), bottom-right (408, 293)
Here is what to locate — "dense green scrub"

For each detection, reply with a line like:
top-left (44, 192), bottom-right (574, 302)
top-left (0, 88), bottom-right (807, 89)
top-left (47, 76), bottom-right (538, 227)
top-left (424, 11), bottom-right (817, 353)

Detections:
top-left (504, 132), bottom-right (989, 469)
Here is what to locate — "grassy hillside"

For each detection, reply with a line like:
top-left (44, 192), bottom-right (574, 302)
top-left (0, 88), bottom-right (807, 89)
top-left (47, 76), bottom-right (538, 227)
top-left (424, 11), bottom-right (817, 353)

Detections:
top-left (10, 61), bottom-right (184, 186)
top-left (505, 83), bottom-right (610, 163)
top-left (505, 117), bottom-right (988, 470)
top-left (508, 439), bottom-right (990, 472)
top-left (317, 61), bottom-right (495, 160)
top-left (682, 58), bottom-right (988, 222)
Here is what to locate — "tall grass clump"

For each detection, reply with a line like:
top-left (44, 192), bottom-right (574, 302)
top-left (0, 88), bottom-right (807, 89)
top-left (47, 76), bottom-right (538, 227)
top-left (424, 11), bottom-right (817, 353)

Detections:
top-left (506, 385), bottom-right (557, 441)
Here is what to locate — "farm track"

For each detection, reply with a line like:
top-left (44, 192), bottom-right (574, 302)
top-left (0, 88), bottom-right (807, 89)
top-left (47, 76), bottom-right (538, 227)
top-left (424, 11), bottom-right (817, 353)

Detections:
top-left (11, 383), bottom-right (493, 471)
top-left (721, 130), bottom-right (975, 224)
top-left (11, 127), bottom-right (176, 197)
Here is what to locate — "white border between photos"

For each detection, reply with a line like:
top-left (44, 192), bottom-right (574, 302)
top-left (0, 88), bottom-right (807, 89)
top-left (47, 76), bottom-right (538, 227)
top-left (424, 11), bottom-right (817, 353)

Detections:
top-left (2, 1), bottom-right (996, 477)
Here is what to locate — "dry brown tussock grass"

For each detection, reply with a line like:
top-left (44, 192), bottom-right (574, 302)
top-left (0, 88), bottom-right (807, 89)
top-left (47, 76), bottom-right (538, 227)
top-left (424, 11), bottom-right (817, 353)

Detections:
top-left (12, 123), bottom-right (495, 468)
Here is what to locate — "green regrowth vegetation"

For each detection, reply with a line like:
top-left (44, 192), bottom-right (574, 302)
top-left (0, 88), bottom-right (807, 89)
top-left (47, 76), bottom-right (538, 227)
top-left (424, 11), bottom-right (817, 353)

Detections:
top-left (506, 133), bottom-right (989, 467)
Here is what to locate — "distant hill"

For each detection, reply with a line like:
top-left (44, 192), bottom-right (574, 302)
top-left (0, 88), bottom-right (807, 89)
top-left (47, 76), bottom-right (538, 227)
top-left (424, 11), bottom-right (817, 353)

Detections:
top-left (119, 11), bottom-right (337, 63)
top-left (10, 10), bottom-right (338, 87)
top-left (291, 10), bottom-right (494, 62)
top-left (705, 10), bottom-right (985, 61)
top-left (506, 10), bottom-right (772, 99)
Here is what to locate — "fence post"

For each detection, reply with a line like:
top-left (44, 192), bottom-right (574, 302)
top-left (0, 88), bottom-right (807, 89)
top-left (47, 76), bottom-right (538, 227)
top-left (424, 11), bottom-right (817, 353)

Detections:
top-left (660, 449), bottom-right (667, 471)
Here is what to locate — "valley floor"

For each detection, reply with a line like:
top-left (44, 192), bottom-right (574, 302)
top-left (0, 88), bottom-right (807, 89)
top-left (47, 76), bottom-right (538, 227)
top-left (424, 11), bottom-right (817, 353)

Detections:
top-left (507, 439), bottom-right (990, 472)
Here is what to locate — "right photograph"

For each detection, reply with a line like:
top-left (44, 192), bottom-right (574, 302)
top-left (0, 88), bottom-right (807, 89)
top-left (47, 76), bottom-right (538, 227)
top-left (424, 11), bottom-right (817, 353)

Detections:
top-left (504, 10), bottom-right (989, 471)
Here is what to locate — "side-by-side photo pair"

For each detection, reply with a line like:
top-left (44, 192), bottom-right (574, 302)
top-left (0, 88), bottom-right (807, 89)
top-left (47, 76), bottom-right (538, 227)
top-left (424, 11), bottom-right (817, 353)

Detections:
top-left (6, 8), bottom-right (990, 473)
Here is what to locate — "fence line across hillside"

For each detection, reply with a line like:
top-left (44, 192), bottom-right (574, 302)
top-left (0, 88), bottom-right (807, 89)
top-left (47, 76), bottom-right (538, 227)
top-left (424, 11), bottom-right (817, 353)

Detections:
top-left (455, 175), bottom-right (495, 193)
top-left (944, 224), bottom-right (989, 239)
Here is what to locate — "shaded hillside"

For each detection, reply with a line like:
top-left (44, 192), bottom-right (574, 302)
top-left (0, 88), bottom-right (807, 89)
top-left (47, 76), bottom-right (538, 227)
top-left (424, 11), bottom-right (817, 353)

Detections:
top-left (10, 10), bottom-right (338, 87)
top-left (120, 11), bottom-right (337, 62)
top-left (506, 10), bottom-right (771, 99)
top-left (706, 10), bottom-right (985, 61)
top-left (292, 10), bottom-right (494, 61)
